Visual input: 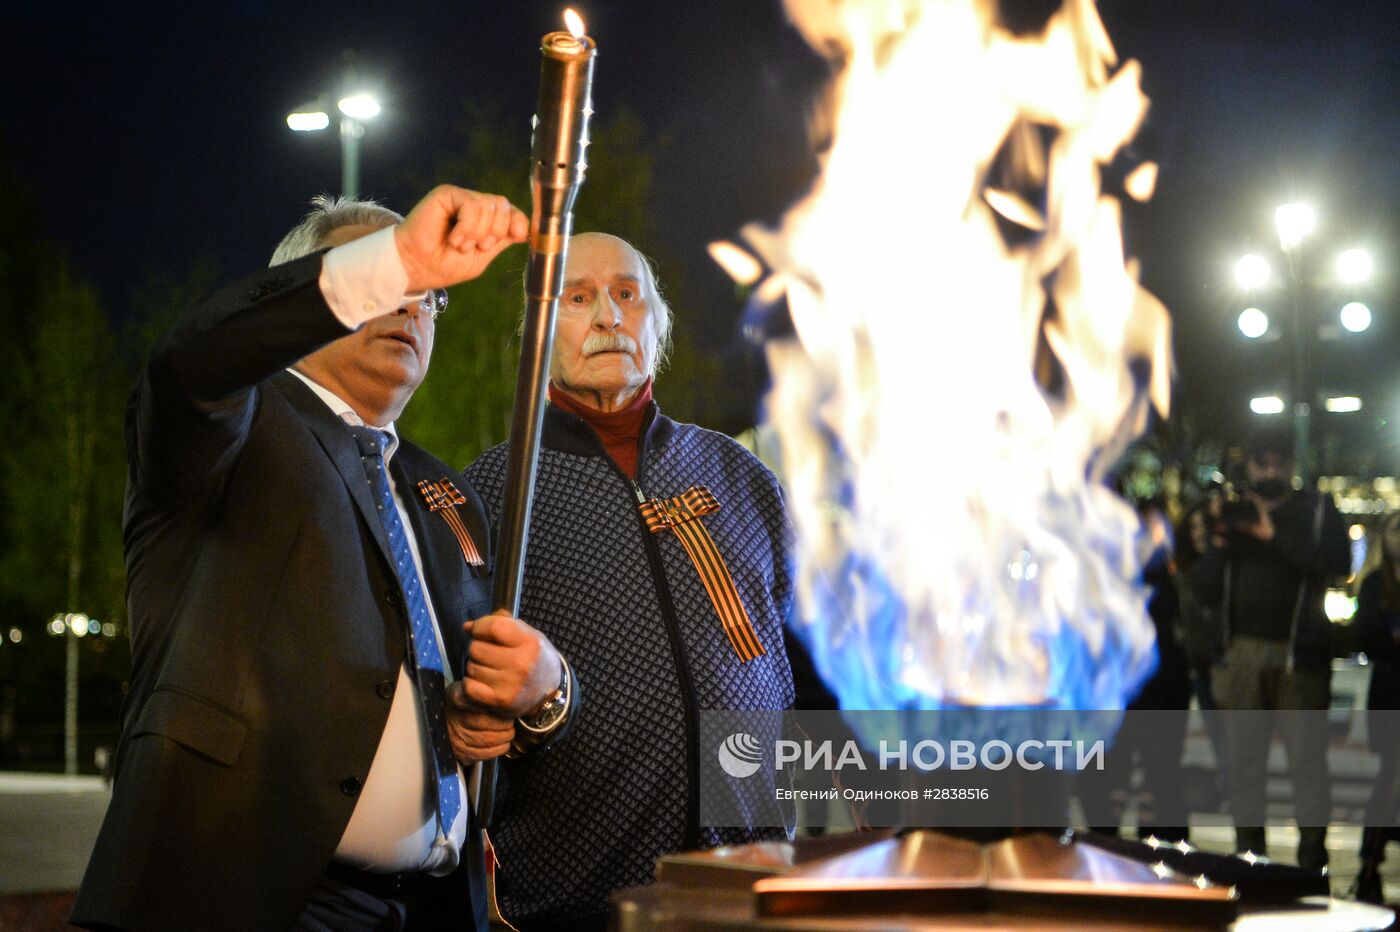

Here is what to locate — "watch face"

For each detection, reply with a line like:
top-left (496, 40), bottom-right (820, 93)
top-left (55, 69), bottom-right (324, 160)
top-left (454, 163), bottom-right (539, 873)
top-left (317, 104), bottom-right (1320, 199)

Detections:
top-left (524, 692), bottom-right (565, 730)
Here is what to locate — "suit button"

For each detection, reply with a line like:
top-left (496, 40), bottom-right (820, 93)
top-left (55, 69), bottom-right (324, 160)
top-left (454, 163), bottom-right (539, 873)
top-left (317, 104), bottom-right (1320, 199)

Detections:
top-left (376, 680), bottom-right (393, 700)
top-left (385, 590), bottom-right (401, 608)
top-left (340, 776), bottom-right (362, 797)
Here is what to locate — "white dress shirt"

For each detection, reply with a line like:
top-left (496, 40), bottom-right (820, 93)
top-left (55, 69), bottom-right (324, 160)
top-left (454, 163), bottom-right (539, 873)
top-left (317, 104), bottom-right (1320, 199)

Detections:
top-left (290, 227), bottom-right (469, 875)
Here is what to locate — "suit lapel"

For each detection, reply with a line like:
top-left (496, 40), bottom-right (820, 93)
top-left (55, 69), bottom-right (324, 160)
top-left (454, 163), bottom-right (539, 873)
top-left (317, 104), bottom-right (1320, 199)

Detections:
top-left (270, 372), bottom-right (395, 570)
top-left (391, 446), bottom-right (472, 678)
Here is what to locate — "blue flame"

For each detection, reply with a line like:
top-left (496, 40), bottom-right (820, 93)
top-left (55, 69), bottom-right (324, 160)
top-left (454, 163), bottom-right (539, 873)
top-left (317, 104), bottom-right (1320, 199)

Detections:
top-left (790, 516), bottom-right (1160, 749)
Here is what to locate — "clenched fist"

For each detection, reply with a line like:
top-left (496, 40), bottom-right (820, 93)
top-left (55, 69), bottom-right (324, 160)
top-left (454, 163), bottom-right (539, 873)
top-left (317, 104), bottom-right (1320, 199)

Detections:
top-left (394, 185), bottom-right (529, 291)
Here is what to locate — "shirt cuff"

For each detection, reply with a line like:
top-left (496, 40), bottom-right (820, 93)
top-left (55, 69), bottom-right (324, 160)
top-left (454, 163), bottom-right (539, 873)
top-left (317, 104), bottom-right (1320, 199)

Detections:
top-left (318, 225), bottom-right (416, 329)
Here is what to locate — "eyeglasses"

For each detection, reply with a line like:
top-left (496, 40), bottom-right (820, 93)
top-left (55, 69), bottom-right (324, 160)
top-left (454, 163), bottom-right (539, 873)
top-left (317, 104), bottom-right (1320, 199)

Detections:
top-left (415, 288), bottom-right (449, 321)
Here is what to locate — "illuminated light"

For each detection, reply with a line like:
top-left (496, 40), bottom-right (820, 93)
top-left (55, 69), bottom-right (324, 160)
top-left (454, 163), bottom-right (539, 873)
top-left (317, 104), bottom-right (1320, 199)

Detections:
top-left (1123, 162), bottom-right (1158, 202)
top-left (48, 618), bottom-right (65, 636)
top-left (1324, 588), bottom-right (1357, 623)
top-left (707, 241), bottom-right (764, 287)
top-left (286, 111), bottom-right (330, 132)
top-left (7, 628), bottom-right (19, 644)
top-left (1275, 202), bottom-right (1315, 251)
top-left (1350, 524), bottom-right (1366, 541)
top-left (102, 623), bottom-right (116, 638)
top-left (87, 618), bottom-right (101, 636)
top-left (337, 94), bottom-right (381, 121)
top-left (1250, 396), bottom-right (1286, 415)
top-left (751, 0), bottom-right (1164, 717)
top-left (70, 615), bottom-right (88, 637)
top-left (1340, 301), bottom-right (1371, 333)
top-left (563, 7), bottom-right (586, 38)
top-left (1336, 248), bottom-right (1373, 284)
top-left (1325, 396), bottom-right (1362, 413)
top-left (1376, 477), bottom-right (1396, 494)
top-left (1237, 307), bottom-right (1268, 339)
top-left (1234, 254), bottom-right (1270, 290)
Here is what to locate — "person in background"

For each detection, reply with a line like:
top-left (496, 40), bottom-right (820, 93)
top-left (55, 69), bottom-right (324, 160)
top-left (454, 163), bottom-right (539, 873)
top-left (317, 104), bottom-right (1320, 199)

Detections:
top-left (1079, 499), bottom-right (1191, 841)
top-left (1351, 510), bottom-right (1400, 903)
top-left (1176, 502), bottom-right (1228, 803)
top-left (1193, 424), bottom-right (1350, 870)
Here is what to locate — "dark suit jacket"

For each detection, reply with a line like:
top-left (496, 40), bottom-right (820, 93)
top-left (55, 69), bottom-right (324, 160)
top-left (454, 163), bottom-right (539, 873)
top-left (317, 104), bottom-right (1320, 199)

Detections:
top-left (72, 253), bottom-right (495, 932)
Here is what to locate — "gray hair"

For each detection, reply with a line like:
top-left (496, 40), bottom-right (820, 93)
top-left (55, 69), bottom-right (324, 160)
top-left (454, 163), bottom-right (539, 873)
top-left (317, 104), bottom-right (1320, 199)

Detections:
top-left (270, 194), bottom-right (403, 265)
top-left (634, 246), bottom-right (673, 377)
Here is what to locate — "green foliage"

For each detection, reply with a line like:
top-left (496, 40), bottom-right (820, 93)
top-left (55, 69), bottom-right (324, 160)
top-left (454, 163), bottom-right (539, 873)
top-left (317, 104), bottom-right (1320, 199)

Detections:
top-left (0, 150), bottom-right (132, 723)
top-left (401, 107), bottom-right (683, 467)
top-left (1, 262), bottom-right (126, 619)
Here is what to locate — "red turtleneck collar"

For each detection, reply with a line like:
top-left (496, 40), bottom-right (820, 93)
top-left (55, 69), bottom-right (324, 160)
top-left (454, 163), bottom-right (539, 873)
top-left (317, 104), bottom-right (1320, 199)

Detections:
top-left (547, 380), bottom-right (653, 478)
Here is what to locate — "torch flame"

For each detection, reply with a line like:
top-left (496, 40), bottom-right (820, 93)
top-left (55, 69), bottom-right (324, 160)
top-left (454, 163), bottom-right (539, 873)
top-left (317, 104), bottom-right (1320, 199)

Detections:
top-left (734, 0), bottom-right (1171, 718)
top-left (563, 8), bottom-right (586, 38)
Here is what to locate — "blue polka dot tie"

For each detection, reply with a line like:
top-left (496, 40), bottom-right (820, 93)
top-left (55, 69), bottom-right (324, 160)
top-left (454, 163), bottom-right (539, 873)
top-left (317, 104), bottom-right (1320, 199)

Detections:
top-left (349, 426), bottom-right (462, 841)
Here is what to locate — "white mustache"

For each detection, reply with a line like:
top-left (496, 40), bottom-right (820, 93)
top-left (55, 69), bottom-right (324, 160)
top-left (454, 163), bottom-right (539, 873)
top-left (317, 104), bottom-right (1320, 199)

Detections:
top-left (582, 333), bottom-right (638, 355)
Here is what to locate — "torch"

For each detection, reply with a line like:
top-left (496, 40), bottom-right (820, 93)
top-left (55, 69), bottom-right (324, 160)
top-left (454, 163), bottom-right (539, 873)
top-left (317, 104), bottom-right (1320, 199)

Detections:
top-left (473, 8), bottom-right (596, 826)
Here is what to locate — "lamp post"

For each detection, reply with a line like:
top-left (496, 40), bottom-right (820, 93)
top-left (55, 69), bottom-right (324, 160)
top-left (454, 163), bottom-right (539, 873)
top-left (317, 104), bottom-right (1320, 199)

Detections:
top-left (49, 611), bottom-right (95, 775)
top-left (286, 69), bottom-right (381, 199)
top-left (1234, 203), bottom-right (1374, 481)
top-left (1277, 202), bottom-right (1315, 482)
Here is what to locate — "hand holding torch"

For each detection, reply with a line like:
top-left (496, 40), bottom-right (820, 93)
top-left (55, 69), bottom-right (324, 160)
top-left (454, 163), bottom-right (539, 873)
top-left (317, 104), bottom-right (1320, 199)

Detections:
top-left (473, 10), bottom-right (596, 827)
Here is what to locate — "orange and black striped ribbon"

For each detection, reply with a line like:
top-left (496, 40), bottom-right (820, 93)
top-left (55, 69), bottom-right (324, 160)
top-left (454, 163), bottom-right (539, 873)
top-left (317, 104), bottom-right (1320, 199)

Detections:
top-left (639, 486), bottom-right (765, 662)
top-left (416, 479), bottom-right (486, 566)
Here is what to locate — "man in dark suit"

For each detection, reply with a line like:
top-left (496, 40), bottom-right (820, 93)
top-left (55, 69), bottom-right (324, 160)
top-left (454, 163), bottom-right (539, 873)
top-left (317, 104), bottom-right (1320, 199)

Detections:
top-left (72, 185), bottom-right (573, 931)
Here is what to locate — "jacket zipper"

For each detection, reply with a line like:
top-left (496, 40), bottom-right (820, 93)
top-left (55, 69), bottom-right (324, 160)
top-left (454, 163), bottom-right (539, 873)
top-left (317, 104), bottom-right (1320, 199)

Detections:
top-left (564, 411), bottom-right (703, 844)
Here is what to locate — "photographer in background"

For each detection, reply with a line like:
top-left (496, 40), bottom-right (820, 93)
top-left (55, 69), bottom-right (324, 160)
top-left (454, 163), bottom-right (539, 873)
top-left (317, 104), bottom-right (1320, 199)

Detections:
top-left (1192, 424), bottom-right (1350, 871)
top-left (1350, 510), bottom-right (1400, 903)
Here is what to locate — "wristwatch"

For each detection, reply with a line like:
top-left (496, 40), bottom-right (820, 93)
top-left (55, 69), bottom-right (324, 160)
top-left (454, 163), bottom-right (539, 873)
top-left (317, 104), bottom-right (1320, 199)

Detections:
top-left (518, 656), bottom-right (571, 735)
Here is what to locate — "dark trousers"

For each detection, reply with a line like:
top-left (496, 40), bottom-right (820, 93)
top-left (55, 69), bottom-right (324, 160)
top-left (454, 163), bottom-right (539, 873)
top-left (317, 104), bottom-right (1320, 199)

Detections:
top-left (1363, 743), bottom-right (1400, 862)
top-left (1213, 637), bottom-right (1331, 858)
top-left (1077, 711), bottom-right (1189, 841)
top-left (293, 864), bottom-right (473, 932)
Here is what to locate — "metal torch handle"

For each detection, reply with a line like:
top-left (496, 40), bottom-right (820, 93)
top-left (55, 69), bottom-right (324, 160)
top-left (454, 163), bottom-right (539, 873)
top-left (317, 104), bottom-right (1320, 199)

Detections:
top-left (472, 29), bottom-right (594, 832)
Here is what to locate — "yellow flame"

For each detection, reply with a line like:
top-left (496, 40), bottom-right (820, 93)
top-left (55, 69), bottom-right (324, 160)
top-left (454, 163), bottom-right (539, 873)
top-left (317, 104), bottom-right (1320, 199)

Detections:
top-left (563, 8), bottom-right (586, 38)
top-left (707, 241), bottom-right (764, 287)
top-left (1124, 162), bottom-right (1159, 202)
top-left (736, 0), bottom-right (1170, 708)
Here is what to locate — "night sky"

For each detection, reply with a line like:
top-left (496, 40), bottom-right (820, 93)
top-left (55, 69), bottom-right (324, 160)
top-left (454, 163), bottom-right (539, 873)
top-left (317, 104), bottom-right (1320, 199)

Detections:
top-left (4, 0), bottom-right (1398, 469)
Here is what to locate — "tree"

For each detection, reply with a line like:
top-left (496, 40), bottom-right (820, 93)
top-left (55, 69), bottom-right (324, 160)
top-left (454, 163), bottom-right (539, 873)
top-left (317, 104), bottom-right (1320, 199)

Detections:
top-left (401, 107), bottom-right (687, 467)
top-left (0, 148), bottom-right (129, 754)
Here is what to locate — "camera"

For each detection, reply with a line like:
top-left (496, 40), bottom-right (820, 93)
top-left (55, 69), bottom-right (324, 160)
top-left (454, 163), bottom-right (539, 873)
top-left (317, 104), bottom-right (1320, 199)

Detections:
top-left (1219, 498), bottom-right (1259, 527)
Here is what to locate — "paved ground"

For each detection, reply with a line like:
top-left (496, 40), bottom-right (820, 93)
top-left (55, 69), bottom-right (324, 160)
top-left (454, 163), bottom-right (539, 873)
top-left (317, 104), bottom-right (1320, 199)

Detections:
top-left (0, 773), bottom-right (108, 930)
top-left (0, 774), bottom-right (108, 897)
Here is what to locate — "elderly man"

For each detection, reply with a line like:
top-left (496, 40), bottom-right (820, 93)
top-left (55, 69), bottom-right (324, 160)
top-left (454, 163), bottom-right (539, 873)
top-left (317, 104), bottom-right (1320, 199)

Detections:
top-left (73, 186), bottom-right (573, 932)
top-left (464, 232), bottom-right (796, 930)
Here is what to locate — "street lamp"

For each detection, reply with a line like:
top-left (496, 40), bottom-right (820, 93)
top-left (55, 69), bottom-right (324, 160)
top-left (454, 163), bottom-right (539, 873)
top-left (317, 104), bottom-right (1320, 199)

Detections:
top-left (1324, 396), bottom-right (1363, 413)
top-left (1337, 248), bottom-right (1373, 284)
top-left (1275, 202), bottom-right (1316, 252)
top-left (1237, 306), bottom-right (1269, 339)
top-left (1232, 202), bottom-right (1379, 481)
top-left (285, 72), bottom-right (382, 199)
top-left (1340, 301), bottom-right (1372, 333)
top-left (1235, 254), bottom-right (1271, 290)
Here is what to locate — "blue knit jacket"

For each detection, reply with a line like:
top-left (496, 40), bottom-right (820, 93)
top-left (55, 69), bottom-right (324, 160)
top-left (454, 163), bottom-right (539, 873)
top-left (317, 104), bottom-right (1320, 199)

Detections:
top-left (464, 402), bottom-right (795, 928)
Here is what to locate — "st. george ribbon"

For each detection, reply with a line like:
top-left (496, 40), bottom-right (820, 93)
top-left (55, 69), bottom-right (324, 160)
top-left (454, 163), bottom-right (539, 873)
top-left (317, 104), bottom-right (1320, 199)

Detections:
top-left (473, 8), bottom-right (596, 826)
